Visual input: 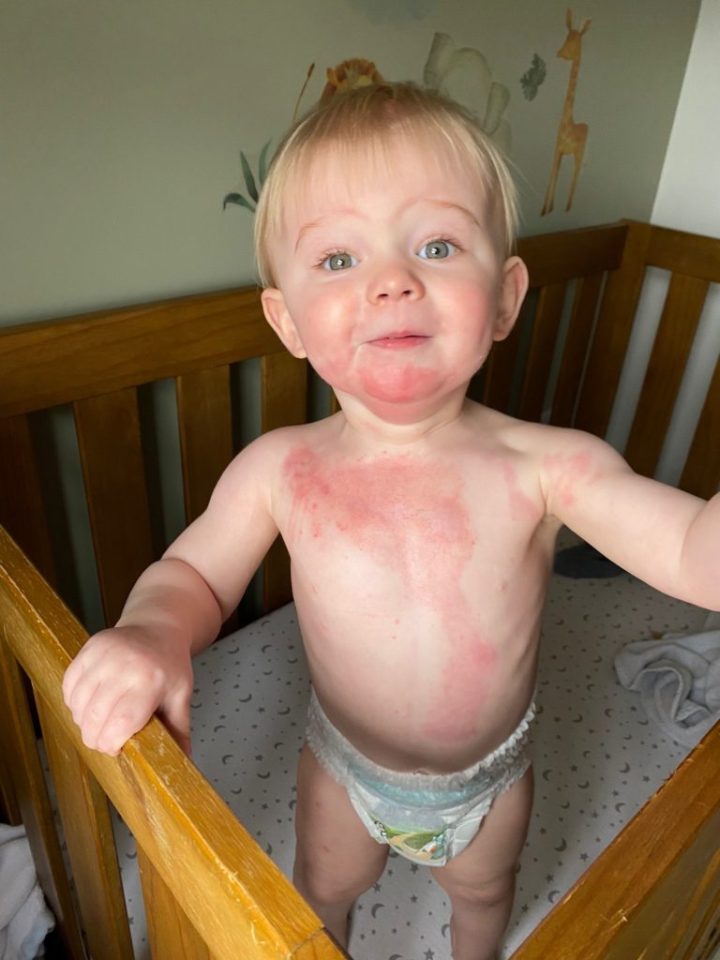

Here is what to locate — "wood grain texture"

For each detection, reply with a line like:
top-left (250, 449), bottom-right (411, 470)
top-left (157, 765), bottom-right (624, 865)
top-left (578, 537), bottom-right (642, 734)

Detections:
top-left (74, 388), bottom-right (156, 625)
top-left (680, 356), bottom-right (720, 499)
top-left (550, 272), bottom-right (604, 427)
top-left (517, 281), bottom-right (567, 422)
top-left (176, 364), bottom-right (234, 524)
top-left (510, 723), bottom-right (720, 959)
top-left (261, 352), bottom-right (308, 612)
top-left (0, 627), bottom-right (86, 959)
top-left (139, 849), bottom-right (212, 959)
top-left (0, 287), bottom-right (280, 419)
top-left (0, 528), bottom-right (345, 960)
top-left (0, 414), bottom-right (56, 585)
top-left (517, 223), bottom-right (627, 287)
top-left (574, 221), bottom-right (654, 439)
top-left (624, 273), bottom-right (709, 478)
top-left (37, 694), bottom-right (134, 960)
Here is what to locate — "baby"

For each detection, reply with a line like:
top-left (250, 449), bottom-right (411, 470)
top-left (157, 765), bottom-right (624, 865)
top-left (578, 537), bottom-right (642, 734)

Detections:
top-left (62, 83), bottom-right (720, 960)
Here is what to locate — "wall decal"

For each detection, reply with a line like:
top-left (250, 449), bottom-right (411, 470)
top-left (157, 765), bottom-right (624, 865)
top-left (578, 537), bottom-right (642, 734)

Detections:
top-left (423, 32), bottom-right (511, 152)
top-left (320, 57), bottom-right (384, 103)
top-left (521, 54), bottom-right (547, 101)
top-left (541, 9), bottom-right (591, 215)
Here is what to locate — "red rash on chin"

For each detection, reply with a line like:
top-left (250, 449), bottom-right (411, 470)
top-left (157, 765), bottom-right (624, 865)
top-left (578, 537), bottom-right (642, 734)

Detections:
top-left (358, 364), bottom-right (441, 403)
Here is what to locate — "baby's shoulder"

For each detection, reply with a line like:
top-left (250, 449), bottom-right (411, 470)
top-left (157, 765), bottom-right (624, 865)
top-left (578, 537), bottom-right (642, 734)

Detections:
top-left (225, 414), bottom-right (342, 479)
top-left (465, 402), bottom-right (617, 466)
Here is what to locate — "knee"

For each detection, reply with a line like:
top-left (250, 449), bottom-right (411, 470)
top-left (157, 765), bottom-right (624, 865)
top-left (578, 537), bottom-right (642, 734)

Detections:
top-left (294, 850), bottom-right (384, 908)
top-left (439, 869), bottom-right (516, 909)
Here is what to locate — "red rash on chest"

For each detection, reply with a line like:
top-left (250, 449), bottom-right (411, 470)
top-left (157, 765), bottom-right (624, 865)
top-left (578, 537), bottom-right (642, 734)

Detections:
top-left (283, 446), bottom-right (474, 594)
top-left (284, 445), bottom-right (498, 743)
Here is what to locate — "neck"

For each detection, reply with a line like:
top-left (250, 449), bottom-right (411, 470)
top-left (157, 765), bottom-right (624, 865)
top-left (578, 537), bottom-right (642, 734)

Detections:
top-left (333, 387), bottom-right (470, 447)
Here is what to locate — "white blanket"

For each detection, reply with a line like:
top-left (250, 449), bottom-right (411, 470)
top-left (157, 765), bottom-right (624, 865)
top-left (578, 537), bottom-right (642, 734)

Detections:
top-left (614, 630), bottom-right (720, 746)
top-left (0, 825), bottom-right (54, 960)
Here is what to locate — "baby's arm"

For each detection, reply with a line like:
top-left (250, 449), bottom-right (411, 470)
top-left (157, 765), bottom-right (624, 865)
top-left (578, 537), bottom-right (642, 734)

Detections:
top-left (63, 435), bottom-right (282, 755)
top-left (540, 430), bottom-right (720, 610)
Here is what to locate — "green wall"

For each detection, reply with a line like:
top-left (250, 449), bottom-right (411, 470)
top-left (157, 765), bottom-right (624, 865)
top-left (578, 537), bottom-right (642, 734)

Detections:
top-left (1, 0), bottom-right (700, 325)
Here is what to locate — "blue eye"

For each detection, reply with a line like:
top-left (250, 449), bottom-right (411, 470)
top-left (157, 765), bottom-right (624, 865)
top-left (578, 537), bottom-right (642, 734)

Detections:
top-left (418, 239), bottom-right (456, 260)
top-left (322, 251), bottom-right (357, 271)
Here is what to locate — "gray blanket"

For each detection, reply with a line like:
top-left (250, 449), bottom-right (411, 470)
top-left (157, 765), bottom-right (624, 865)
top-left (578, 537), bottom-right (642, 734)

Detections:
top-left (614, 630), bottom-right (720, 746)
top-left (0, 824), bottom-right (54, 960)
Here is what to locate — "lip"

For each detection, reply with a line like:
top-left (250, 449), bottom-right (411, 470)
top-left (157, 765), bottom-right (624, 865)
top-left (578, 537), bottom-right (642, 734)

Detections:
top-left (368, 334), bottom-right (430, 350)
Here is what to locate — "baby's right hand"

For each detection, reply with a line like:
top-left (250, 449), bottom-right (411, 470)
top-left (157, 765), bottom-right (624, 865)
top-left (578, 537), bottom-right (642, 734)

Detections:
top-left (62, 626), bottom-right (194, 757)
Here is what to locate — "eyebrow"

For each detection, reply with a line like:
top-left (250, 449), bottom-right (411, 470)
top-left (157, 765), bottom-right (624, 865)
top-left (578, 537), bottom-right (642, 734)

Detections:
top-left (293, 198), bottom-right (482, 252)
top-left (294, 209), bottom-right (362, 252)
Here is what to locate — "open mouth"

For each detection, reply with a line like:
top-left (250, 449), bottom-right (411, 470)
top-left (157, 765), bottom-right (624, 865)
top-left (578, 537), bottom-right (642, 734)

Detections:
top-left (369, 334), bottom-right (430, 349)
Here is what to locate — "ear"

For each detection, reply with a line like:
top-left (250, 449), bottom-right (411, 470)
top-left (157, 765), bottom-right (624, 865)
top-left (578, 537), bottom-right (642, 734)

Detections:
top-left (493, 256), bottom-right (529, 343)
top-left (260, 288), bottom-right (307, 359)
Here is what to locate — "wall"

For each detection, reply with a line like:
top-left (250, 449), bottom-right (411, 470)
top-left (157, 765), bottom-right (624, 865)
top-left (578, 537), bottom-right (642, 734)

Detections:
top-left (0, 0), bottom-right (700, 325)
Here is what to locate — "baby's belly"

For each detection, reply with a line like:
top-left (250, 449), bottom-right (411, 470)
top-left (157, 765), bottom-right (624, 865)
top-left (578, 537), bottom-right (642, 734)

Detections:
top-left (292, 570), bottom-right (543, 773)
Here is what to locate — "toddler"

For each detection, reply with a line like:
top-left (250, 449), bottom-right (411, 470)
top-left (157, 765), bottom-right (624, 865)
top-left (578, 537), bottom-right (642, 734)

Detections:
top-left (63, 83), bottom-right (720, 960)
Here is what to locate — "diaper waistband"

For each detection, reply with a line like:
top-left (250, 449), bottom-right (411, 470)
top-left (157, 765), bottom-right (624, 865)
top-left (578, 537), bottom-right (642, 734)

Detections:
top-left (306, 690), bottom-right (535, 795)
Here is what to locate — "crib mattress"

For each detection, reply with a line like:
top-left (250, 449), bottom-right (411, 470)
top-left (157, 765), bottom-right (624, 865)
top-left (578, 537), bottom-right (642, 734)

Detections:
top-left (114, 530), bottom-right (710, 960)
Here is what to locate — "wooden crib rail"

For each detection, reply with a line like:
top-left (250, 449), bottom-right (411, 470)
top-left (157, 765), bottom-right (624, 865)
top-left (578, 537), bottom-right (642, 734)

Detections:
top-left (0, 288), bottom-right (308, 628)
top-left (510, 719), bottom-right (720, 960)
top-left (494, 221), bottom-right (720, 500)
top-left (0, 525), bottom-right (347, 959)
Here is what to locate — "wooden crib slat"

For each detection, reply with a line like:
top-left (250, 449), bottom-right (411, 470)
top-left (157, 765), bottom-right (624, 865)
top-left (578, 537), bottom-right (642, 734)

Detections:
top-left (647, 223), bottom-right (720, 283)
top-left (261, 352), bottom-right (308, 612)
top-left (0, 288), bottom-right (279, 419)
top-left (680, 358), bottom-right (720, 499)
top-left (138, 849), bottom-right (211, 959)
top-left (624, 273), bottom-right (709, 479)
top-left (550, 272), bottom-right (604, 427)
top-left (517, 222), bottom-right (627, 287)
top-left (574, 221), bottom-right (654, 439)
top-left (482, 316), bottom-right (523, 413)
top-left (0, 414), bottom-right (57, 587)
top-left (176, 365), bottom-right (234, 524)
top-left (74, 388), bottom-right (155, 625)
top-left (0, 634), bottom-right (86, 959)
top-left (0, 527), bottom-right (345, 959)
top-left (36, 694), bottom-right (134, 960)
top-left (510, 723), bottom-right (720, 960)
top-left (261, 352), bottom-right (308, 432)
top-left (517, 282), bottom-right (567, 422)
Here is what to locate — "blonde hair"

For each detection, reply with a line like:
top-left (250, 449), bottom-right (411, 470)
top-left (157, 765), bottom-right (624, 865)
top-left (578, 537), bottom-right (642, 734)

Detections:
top-left (254, 82), bottom-right (519, 288)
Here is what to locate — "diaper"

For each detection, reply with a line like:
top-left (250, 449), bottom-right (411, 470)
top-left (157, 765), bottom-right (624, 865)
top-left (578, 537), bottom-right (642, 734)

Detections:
top-left (305, 691), bottom-right (534, 867)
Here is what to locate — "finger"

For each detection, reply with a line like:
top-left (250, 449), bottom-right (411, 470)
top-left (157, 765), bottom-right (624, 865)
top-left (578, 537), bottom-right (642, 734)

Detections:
top-left (93, 685), bottom-right (163, 755)
top-left (159, 687), bottom-right (192, 755)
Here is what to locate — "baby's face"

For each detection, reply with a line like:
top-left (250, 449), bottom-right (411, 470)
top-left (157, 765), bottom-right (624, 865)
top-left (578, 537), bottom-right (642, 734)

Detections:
top-left (261, 133), bottom-right (525, 424)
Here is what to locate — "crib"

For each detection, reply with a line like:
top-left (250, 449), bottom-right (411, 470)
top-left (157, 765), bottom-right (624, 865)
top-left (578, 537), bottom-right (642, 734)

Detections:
top-left (0, 219), bottom-right (718, 959)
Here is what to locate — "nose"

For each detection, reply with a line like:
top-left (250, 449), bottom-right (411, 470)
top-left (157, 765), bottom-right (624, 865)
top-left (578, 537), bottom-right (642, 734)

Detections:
top-left (367, 260), bottom-right (425, 304)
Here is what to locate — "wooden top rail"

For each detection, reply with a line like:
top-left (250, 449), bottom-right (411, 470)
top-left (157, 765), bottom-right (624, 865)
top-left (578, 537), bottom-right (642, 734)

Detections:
top-left (0, 287), bottom-right (280, 419)
top-left (517, 222), bottom-right (628, 287)
top-left (511, 719), bottom-right (720, 959)
top-left (0, 526), bottom-right (345, 959)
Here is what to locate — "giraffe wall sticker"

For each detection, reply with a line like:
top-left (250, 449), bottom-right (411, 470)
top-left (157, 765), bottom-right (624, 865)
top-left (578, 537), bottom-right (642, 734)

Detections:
top-left (541, 9), bottom-right (591, 216)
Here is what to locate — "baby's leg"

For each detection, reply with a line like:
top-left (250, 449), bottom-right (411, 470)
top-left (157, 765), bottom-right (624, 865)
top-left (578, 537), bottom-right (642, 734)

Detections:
top-left (293, 743), bottom-right (389, 947)
top-left (433, 768), bottom-right (534, 960)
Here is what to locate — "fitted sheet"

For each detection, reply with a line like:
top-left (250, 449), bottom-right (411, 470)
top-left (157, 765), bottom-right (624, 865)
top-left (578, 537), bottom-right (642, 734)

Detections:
top-left (113, 530), bottom-right (710, 959)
